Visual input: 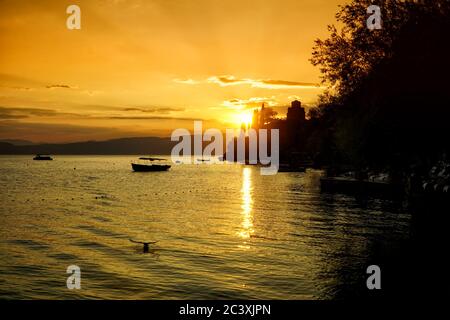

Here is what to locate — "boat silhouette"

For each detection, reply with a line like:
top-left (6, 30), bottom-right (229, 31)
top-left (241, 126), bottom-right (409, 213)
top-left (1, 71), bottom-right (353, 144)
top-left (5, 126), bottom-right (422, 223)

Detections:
top-left (131, 157), bottom-right (171, 172)
top-left (33, 154), bottom-right (53, 161)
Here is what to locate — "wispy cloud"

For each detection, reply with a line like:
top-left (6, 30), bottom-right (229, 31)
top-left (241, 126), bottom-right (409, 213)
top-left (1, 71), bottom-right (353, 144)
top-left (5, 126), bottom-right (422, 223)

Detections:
top-left (0, 120), bottom-right (134, 143)
top-left (0, 86), bottom-right (33, 91)
top-left (208, 76), bottom-right (324, 89)
top-left (122, 106), bottom-right (185, 114)
top-left (46, 84), bottom-right (77, 89)
top-left (0, 106), bottom-right (81, 119)
top-left (0, 106), bottom-right (203, 122)
top-left (173, 75), bottom-right (324, 89)
top-left (222, 97), bottom-right (278, 110)
top-left (106, 115), bottom-right (206, 121)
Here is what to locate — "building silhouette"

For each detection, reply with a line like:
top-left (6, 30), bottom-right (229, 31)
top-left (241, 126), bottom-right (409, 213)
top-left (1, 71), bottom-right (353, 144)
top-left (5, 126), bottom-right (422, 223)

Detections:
top-left (286, 100), bottom-right (306, 152)
top-left (287, 100), bottom-right (305, 125)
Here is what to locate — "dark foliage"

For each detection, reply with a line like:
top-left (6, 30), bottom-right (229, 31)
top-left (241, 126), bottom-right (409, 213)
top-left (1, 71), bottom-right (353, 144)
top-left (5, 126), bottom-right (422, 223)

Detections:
top-left (308, 0), bottom-right (450, 169)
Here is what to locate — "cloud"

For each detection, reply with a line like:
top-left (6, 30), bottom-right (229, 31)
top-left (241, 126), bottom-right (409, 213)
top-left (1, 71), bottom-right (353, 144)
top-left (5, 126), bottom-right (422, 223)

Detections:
top-left (106, 115), bottom-right (207, 121)
top-left (222, 97), bottom-right (278, 109)
top-left (0, 112), bottom-right (28, 120)
top-left (46, 84), bottom-right (77, 89)
top-left (0, 106), bottom-right (83, 119)
top-left (0, 86), bottom-right (32, 91)
top-left (208, 76), bottom-right (325, 89)
top-left (0, 74), bottom-right (82, 91)
top-left (0, 120), bottom-right (133, 143)
top-left (173, 75), bottom-right (324, 89)
top-left (0, 106), bottom-right (208, 123)
top-left (0, 105), bottom-right (189, 120)
top-left (122, 106), bottom-right (185, 114)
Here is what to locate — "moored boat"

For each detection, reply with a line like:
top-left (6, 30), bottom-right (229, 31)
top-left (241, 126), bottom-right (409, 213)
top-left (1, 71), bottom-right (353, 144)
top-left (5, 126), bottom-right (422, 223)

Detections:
top-left (131, 163), bottom-right (171, 172)
top-left (33, 154), bottom-right (53, 160)
top-left (131, 157), bottom-right (171, 172)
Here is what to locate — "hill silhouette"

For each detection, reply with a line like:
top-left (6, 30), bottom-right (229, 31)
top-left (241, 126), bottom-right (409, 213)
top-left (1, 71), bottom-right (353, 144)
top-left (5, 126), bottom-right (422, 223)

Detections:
top-left (0, 137), bottom-right (176, 155)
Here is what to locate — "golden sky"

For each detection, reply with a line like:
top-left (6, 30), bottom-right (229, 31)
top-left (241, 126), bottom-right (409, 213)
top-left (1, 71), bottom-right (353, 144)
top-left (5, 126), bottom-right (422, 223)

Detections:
top-left (0, 0), bottom-right (345, 143)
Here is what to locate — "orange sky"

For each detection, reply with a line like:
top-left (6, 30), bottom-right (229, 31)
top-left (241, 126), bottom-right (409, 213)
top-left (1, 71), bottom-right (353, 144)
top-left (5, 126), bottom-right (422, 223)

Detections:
top-left (0, 0), bottom-right (345, 143)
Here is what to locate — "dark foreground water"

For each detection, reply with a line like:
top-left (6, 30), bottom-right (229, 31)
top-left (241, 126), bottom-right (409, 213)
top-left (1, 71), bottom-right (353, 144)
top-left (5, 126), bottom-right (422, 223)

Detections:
top-left (0, 156), bottom-right (411, 299)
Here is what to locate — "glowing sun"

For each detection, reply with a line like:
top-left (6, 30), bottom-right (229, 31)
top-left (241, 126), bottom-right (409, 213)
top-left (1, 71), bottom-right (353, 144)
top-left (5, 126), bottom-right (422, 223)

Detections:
top-left (237, 112), bottom-right (252, 128)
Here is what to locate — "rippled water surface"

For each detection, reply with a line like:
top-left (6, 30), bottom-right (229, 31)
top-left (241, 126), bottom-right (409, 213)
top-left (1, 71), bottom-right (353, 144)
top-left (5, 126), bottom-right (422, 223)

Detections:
top-left (0, 156), bottom-right (411, 299)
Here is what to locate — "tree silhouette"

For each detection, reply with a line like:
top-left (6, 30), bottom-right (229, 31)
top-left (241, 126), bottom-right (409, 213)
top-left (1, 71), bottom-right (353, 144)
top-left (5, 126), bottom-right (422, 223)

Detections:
top-left (308, 0), bottom-right (450, 169)
top-left (311, 0), bottom-right (450, 101)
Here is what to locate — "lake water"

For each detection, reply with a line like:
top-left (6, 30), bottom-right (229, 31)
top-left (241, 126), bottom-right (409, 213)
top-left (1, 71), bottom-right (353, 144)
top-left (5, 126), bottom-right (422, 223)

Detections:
top-left (0, 156), bottom-right (411, 299)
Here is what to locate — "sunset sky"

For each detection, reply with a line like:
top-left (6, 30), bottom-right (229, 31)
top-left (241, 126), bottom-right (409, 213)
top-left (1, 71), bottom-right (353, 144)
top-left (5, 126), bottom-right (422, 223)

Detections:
top-left (0, 0), bottom-right (345, 143)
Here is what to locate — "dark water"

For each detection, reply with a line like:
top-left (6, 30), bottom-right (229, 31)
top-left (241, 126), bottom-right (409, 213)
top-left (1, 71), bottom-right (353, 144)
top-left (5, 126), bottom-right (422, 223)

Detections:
top-left (0, 156), bottom-right (411, 299)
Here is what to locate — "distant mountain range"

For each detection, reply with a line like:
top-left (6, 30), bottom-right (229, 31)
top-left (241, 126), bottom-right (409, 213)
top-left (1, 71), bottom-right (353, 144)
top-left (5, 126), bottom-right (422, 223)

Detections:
top-left (0, 137), bottom-right (177, 155)
top-left (0, 139), bottom-right (36, 146)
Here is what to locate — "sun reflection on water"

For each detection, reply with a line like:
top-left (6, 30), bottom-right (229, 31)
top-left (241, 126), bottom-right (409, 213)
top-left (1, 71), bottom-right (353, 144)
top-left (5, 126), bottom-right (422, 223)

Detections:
top-left (239, 167), bottom-right (254, 240)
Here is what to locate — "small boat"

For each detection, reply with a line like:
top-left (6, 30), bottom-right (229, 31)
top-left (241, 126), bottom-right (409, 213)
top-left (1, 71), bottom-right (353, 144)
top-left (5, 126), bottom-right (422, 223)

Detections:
top-left (33, 154), bottom-right (53, 161)
top-left (131, 157), bottom-right (171, 172)
top-left (132, 163), bottom-right (171, 172)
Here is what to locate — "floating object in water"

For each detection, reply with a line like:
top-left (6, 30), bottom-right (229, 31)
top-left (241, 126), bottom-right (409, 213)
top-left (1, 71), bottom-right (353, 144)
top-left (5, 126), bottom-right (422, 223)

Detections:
top-left (129, 239), bottom-right (157, 253)
top-left (131, 157), bottom-right (171, 172)
top-left (33, 154), bottom-right (53, 161)
top-left (132, 163), bottom-right (171, 172)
